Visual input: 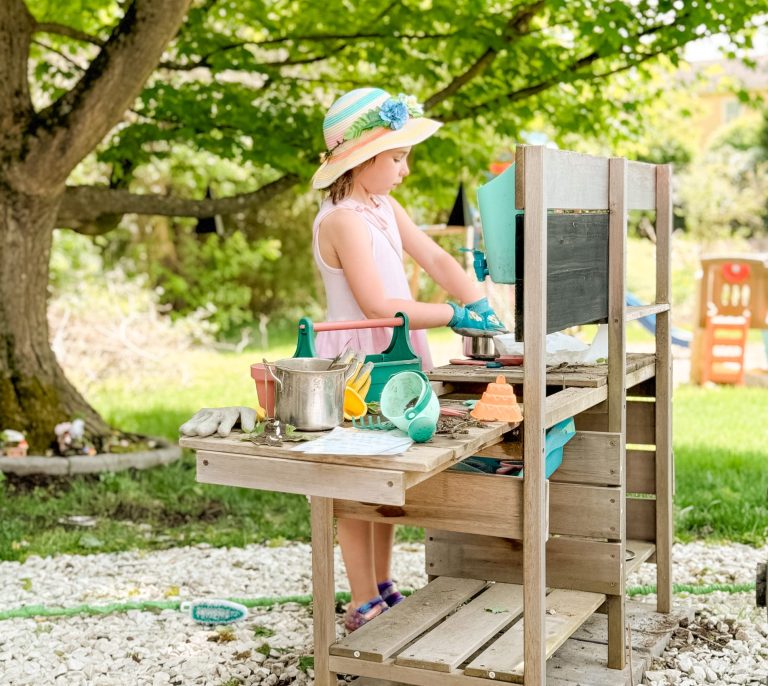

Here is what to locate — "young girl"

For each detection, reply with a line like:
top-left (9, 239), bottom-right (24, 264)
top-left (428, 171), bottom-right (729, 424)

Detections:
top-left (311, 87), bottom-right (506, 631)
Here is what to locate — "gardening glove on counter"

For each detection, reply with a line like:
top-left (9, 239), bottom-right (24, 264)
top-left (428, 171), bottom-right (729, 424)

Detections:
top-left (179, 407), bottom-right (258, 438)
top-left (448, 300), bottom-right (508, 337)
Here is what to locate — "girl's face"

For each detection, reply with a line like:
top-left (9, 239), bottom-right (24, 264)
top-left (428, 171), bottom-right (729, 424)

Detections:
top-left (355, 147), bottom-right (411, 195)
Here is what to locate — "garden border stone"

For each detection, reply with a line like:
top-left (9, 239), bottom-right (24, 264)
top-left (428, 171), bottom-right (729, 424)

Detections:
top-left (0, 440), bottom-right (181, 476)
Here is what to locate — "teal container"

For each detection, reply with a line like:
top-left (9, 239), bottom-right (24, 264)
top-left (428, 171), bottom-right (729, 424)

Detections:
top-left (477, 162), bottom-right (521, 284)
top-left (454, 417), bottom-right (576, 478)
top-left (520, 416), bottom-right (576, 479)
top-left (292, 312), bottom-right (420, 403)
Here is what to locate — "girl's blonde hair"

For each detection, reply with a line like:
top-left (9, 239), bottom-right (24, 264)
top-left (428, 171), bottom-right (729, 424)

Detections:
top-left (328, 157), bottom-right (375, 204)
top-left (328, 170), bottom-right (354, 204)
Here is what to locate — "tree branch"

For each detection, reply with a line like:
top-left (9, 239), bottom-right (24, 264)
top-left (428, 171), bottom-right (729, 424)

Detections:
top-left (56, 174), bottom-right (300, 233)
top-left (34, 22), bottom-right (105, 47)
top-left (588, 48), bottom-right (668, 81)
top-left (31, 39), bottom-right (89, 71)
top-left (440, 47), bottom-right (672, 123)
top-left (157, 29), bottom-right (455, 71)
top-left (424, 6), bottom-right (688, 116)
top-left (424, 1), bottom-right (545, 111)
top-left (258, 30), bottom-right (453, 45)
top-left (424, 47), bottom-right (496, 111)
top-left (18, 0), bottom-right (192, 192)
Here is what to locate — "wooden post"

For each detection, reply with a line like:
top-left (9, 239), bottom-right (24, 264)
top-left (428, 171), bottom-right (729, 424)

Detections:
top-left (310, 496), bottom-right (337, 686)
top-left (655, 164), bottom-right (674, 613)
top-left (522, 144), bottom-right (547, 686)
top-left (607, 157), bottom-right (628, 670)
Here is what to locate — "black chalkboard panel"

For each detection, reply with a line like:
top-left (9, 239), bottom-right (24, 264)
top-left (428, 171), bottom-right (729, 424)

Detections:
top-left (514, 213), bottom-right (609, 340)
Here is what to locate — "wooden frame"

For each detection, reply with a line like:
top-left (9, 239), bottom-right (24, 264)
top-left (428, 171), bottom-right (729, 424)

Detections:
top-left (425, 146), bottom-right (672, 683)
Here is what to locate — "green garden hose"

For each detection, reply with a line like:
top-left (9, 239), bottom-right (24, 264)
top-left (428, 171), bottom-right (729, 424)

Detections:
top-left (0, 582), bottom-right (757, 622)
top-left (0, 592), bottom-right (351, 622)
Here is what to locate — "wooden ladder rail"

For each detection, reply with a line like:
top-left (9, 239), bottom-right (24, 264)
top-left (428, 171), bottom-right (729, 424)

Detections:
top-left (606, 156), bottom-right (628, 669)
top-left (655, 164), bottom-right (674, 614)
top-left (520, 144), bottom-right (549, 685)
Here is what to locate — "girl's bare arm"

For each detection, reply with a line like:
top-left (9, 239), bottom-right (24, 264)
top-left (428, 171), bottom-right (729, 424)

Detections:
top-left (317, 208), bottom-right (453, 329)
top-left (388, 196), bottom-right (483, 304)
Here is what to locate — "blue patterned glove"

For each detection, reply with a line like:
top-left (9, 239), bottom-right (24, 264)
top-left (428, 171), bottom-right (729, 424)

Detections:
top-left (448, 302), bottom-right (508, 337)
top-left (466, 297), bottom-right (493, 316)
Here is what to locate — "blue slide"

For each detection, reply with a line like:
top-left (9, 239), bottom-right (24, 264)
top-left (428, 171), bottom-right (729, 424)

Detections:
top-left (626, 292), bottom-right (691, 348)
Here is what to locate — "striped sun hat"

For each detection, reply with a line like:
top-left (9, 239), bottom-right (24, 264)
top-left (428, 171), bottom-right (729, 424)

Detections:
top-left (312, 87), bottom-right (442, 190)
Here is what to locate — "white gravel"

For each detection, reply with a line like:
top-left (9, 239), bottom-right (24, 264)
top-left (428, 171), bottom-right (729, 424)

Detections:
top-left (0, 541), bottom-right (765, 685)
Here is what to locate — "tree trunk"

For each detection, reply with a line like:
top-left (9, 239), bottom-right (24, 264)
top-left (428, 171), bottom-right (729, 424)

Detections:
top-left (0, 1), bottom-right (193, 453)
top-left (0, 188), bottom-right (111, 452)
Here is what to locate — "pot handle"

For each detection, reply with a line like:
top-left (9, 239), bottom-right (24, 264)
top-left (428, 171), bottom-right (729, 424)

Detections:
top-left (294, 312), bottom-right (413, 359)
top-left (262, 359), bottom-right (282, 391)
top-left (304, 315), bottom-right (406, 333)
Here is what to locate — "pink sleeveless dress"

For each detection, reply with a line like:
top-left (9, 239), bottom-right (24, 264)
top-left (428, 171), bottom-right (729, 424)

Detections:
top-left (312, 195), bottom-right (433, 370)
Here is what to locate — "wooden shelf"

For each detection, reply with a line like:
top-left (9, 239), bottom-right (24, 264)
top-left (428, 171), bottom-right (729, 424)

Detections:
top-left (330, 575), bottom-right (605, 685)
top-left (545, 386), bottom-right (607, 428)
top-left (626, 304), bottom-right (670, 321)
top-left (625, 539), bottom-right (656, 577)
top-left (427, 352), bottom-right (656, 390)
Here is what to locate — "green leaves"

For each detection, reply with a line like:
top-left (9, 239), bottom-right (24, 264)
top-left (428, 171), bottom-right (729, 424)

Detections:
top-left (24, 0), bottom-right (763, 199)
top-left (343, 109), bottom-right (385, 141)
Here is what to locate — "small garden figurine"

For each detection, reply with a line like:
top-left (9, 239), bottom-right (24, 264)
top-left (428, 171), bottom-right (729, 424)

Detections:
top-left (0, 429), bottom-right (29, 457)
top-left (54, 418), bottom-right (96, 456)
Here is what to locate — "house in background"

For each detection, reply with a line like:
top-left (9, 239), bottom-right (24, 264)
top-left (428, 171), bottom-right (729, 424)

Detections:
top-left (684, 55), bottom-right (768, 149)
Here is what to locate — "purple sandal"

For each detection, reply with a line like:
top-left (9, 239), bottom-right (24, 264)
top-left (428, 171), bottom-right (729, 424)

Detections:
top-left (344, 596), bottom-right (388, 632)
top-left (377, 580), bottom-right (405, 607)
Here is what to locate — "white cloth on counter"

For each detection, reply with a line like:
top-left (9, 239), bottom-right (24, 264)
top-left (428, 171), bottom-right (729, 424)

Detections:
top-left (493, 324), bottom-right (608, 365)
top-left (291, 426), bottom-right (413, 455)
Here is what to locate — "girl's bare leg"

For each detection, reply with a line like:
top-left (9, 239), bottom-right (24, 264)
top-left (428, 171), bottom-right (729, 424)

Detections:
top-left (337, 518), bottom-right (378, 607)
top-left (373, 522), bottom-right (395, 583)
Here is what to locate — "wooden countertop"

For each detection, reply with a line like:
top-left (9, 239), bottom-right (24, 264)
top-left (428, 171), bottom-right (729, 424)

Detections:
top-left (182, 421), bottom-right (519, 505)
top-left (179, 420), bottom-right (515, 474)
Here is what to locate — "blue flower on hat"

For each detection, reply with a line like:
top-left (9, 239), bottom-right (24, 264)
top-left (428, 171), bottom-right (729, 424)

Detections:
top-left (342, 92), bottom-right (425, 142)
top-left (378, 98), bottom-right (409, 130)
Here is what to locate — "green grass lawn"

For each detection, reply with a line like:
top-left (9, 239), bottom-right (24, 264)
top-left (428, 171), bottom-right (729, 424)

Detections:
top-left (1, 343), bottom-right (766, 562)
top-left (672, 384), bottom-right (768, 545)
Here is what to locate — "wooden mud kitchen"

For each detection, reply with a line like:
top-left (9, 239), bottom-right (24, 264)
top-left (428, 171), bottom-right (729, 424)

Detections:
top-left (180, 146), bottom-right (675, 685)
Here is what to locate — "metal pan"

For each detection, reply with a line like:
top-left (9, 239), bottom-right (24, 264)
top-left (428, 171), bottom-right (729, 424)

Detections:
top-left (462, 335), bottom-right (498, 360)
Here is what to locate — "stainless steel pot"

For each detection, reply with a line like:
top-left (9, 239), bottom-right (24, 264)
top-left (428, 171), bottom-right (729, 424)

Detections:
top-left (264, 358), bottom-right (351, 431)
top-left (462, 335), bottom-right (498, 360)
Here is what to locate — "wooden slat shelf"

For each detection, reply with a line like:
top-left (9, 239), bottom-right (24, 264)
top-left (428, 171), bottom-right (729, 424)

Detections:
top-left (330, 576), bottom-right (605, 685)
top-left (625, 539), bottom-right (656, 577)
top-left (626, 304), bottom-right (670, 321)
top-left (431, 355), bottom-right (657, 429)
top-left (463, 588), bottom-right (606, 682)
top-left (545, 386), bottom-right (607, 428)
top-left (427, 352), bottom-right (655, 389)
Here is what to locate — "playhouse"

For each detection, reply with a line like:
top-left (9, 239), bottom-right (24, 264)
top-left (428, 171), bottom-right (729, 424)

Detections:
top-left (180, 145), bottom-right (675, 685)
top-left (690, 254), bottom-right (768, 385)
